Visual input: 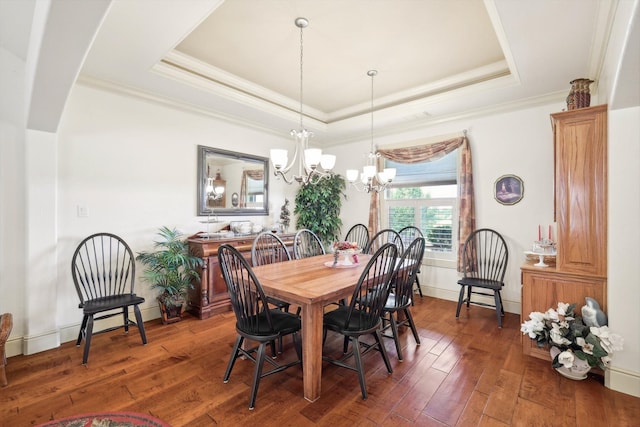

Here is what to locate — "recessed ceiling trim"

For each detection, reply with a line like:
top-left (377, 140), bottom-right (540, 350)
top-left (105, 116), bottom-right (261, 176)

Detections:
top-left (327, 61), bottom-right (511, 122)
top-left (152, 57), bottom-right (328, 130)
top-left (483, 0), bottom-right (521, 85)
top-left (158, 49), bottom-right (511, 128)
top-left (161, 50), bottom-right (327, 119)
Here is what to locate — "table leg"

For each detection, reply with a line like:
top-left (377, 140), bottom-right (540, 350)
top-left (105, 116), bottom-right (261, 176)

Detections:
top-left (300, 302), bottom-right (323, 402)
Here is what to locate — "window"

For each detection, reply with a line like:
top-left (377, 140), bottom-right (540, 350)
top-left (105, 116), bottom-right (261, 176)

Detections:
top-left (381, 150), bottom-right (458, 265)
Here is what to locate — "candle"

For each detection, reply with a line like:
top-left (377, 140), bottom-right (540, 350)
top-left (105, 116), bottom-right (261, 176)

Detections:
top-left (548, 225), bottom-right (552, 240)
top-left (538, 225), bottom-right (541, 241)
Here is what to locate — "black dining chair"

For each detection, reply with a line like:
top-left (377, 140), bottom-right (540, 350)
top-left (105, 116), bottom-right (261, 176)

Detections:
top-left (398, 226), bottom-right (425, 300)
top-left (456, 228), bottom-right (509, 327)
top-left (344, 223), bottom-right (370, 251)
top-left (322, 242), bottom-right (398, 400)
top-left (381, 237), bottom-right (425, 361)
top-left (251, 231), bottom-right (295, 354)
top-left (293, 228), bottom-right (325, 259)
top-left (218, 244), bottom-right (302, 410)
top-left (365, 228), bottom-right (404, 255)
top-left (251, 231), bottom-right (293, 313)
top-left (71, 232), bottom-right (147, 364)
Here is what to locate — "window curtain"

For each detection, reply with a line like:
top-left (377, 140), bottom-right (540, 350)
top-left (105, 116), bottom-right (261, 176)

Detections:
top-left (368, 135), bottom-right (475, 271)
top-left (239, 170), bottom-right (264, 208)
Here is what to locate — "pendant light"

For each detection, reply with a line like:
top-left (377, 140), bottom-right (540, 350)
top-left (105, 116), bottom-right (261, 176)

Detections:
top-left (270, 17), bottom-right (336, 185)
top-left (346, 70), bottom-right (396, 193)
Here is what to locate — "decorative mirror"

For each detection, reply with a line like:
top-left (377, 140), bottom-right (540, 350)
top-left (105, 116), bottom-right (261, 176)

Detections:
top-left (197, 145), bottom-right (269, 216)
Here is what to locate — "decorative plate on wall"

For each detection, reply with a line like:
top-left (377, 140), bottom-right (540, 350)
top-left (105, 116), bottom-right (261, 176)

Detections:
top-left (494, 174), bottom-right (524, 205)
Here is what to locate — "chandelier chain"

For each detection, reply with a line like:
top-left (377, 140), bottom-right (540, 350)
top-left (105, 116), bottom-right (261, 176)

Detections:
top-left (299, 21), bottom-right (304, 130)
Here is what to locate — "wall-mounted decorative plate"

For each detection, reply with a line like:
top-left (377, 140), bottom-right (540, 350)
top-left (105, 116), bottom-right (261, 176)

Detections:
top-left (494, 174), bottom-right (524, 205)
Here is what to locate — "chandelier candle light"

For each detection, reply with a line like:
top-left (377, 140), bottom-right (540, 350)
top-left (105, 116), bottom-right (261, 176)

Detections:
top-left (346, 70), bottom-right (396, 193)
top-left (270, 17), bottom-right (336, 185)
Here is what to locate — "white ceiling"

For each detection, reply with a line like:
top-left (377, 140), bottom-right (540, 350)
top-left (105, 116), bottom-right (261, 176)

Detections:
top-left (75, 0), bottom-right (616, 145)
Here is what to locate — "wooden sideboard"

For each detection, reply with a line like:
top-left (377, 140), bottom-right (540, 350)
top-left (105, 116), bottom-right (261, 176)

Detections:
top-left (521, 105), bottom-right (608, 360)
top-left (186, 232), bottom-right (295, 319)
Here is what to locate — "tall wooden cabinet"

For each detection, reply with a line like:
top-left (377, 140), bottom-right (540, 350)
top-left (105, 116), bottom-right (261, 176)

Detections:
top-left (521, 105), bottom-right (608, 359)
top-left (187, 233), bottom-right (295, 319)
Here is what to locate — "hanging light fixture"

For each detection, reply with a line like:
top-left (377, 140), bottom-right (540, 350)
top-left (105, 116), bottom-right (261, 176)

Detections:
top-left (205, 177), bottom-right (225, 201)
top-left (346, 70), bottom-right (396, 193)
top-left (205, 169), bottom-right (225, 202)
top-left (270, 17), bottom-right (336, 185)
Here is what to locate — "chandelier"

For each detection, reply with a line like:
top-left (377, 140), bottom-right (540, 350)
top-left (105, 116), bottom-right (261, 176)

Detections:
top-left (205, 177), bottom-right (224, 202)
top-left (346, 70), bottom-right (396, 193)
top-left (270, 17), bottom-right (336, 185)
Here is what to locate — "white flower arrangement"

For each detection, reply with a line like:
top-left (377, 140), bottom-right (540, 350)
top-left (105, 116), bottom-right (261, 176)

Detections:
top-left (521, 302), bottom-right (623, 371)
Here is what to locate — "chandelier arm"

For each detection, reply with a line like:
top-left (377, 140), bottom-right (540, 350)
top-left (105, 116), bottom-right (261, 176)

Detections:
top-left (277, 136), bottom-right (300, 175)
top-left (274, 169), bottom-right (298, 185)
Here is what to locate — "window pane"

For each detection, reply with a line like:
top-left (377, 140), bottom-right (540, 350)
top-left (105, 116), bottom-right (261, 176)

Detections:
top-left (423, 206), bottom-right (453, 252)
top-left (388, 206), bottom-right (415, 230)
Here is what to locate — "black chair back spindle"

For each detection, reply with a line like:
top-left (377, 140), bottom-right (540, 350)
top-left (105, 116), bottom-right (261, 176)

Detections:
top-left (293, 229), bottom-right (325, 259)
top-left (344, 223), bottom-right (370, 251)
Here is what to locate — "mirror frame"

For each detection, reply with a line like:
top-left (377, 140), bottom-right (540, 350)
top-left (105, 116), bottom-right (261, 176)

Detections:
top-left (197, 145), bottom-right (269, 216)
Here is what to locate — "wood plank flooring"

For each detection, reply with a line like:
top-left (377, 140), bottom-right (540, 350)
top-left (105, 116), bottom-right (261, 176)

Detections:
top-left (2, 298), bottom-right (638, 426)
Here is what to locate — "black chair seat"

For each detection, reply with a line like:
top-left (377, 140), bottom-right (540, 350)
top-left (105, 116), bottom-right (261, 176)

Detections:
top-left (323, 306), bottom-right (381, 335)
top-left (81, 294), bottom-right (145, 314)
top-left (237, 309), bottom-right (301, 338)
top-left (457, 277), bottom-right (502, 290)
top-left (383, 293), bottom-right (411, 310)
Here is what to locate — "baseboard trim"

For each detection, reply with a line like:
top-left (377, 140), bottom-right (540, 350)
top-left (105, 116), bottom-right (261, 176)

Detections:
top-left (420, 285), bottom-right (521, 315)
top-left (6, 305), bottom-right (160, 358)
top-left (605, 366), bottom-right (640, 397)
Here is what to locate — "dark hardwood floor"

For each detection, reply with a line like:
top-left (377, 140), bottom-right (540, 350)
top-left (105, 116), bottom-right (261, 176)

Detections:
top-left (2, 297), bottom-right (638, 426)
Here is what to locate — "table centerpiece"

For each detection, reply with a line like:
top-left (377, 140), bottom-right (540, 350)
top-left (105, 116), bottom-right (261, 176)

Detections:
top-left (329, 241), bottom-right (362, 268)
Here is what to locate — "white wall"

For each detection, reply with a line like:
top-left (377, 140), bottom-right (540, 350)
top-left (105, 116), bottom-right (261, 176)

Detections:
top-left (0, 45), bottom-right (28, 347)
top-left (54, 82), bottom-right (298, 339)
top-left (333, 101), bottom-right (562, 314)
top-left (607, 106), bottom-right (640, 397)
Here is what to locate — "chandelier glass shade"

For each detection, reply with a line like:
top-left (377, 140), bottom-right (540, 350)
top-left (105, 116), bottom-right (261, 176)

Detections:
top-left (270, 17), bottom-right (335, 185)
top-left (346, 70), bottom-right (396, 193)
top-left (205, 178), bottom-right (225, 201)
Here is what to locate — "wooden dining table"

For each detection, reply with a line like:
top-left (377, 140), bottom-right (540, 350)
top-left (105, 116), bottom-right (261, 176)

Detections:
top-left (252, 253), bottom-right (372, 402)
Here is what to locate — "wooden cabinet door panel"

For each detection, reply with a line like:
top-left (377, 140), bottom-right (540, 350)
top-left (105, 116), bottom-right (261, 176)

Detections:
top-left (521, 267), bottom-right (606, 359)
top-left (553, 105), bottom-right (607, 276)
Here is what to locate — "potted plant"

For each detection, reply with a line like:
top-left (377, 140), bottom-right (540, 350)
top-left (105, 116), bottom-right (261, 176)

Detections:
top-left (294, 174), bottom-right (346, 243)
top-left (136, 226), bottom-right (203, 324)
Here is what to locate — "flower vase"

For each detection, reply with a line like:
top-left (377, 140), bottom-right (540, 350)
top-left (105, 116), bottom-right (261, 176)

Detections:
top-left (550, 347), bottom-right (591, 380)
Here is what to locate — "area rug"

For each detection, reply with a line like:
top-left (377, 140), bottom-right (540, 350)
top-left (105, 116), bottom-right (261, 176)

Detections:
top-left (35, 411), bottom-right (171, 427)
